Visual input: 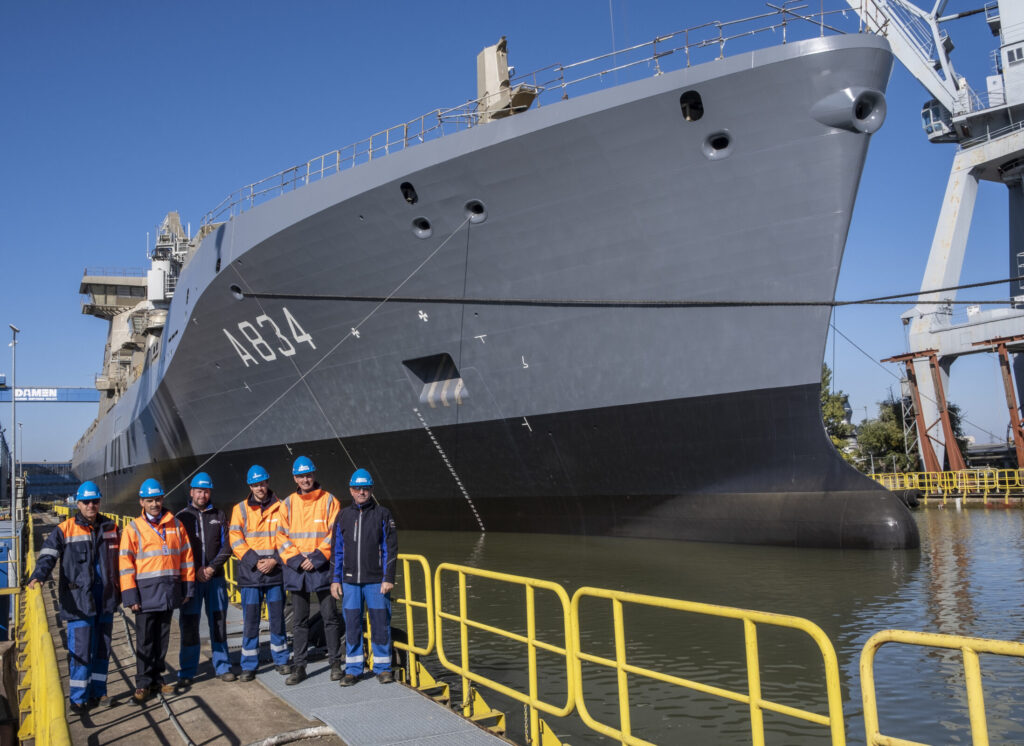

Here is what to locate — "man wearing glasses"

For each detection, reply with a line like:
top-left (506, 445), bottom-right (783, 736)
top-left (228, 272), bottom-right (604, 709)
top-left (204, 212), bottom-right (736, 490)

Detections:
top-left (330, 468), bottom-right (398, 686)
top-left (28, 481), bottom-right (121, 712)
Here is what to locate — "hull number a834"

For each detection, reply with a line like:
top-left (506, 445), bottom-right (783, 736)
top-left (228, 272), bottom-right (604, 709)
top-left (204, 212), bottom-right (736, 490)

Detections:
top-left (223, 308), bottom-right (317, 367)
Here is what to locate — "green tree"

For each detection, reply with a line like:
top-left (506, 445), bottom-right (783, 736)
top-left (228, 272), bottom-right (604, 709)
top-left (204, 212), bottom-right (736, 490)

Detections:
top-left (855, 396), bottom-right (920, 473)
top-left (821, 364), bottom-right (855, 462)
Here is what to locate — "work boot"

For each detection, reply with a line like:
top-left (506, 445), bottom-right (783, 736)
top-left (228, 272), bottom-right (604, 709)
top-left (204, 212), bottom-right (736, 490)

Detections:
top-left (132, 688), bottom-right (150, 704)
top-left (69, 701), bottom-right (89, 714)
top-left (339, 673), bottom-right (358, 687)
top-left (174, 678), bottom-right (193, 693)
top-left (275, 664), bottom-right (292, 676)
top-left (150, 682), bottom-right (174, 695)
top-left (285, 666), bottom-right (306, 686)
top-left (88, 695), bottom-right (113, 709)
top-left (220, 671), bottom-right (238, 682)
top-left (377, 670), bottom-right (395, 684)
top-left (239, 670), bottom-right (255, 682)
top-left (330, 662), bottom-right (343, 681)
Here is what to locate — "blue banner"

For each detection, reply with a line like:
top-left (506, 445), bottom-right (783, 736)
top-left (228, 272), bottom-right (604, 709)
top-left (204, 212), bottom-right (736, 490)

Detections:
top-left (0, 387), bottom-right (100, 403)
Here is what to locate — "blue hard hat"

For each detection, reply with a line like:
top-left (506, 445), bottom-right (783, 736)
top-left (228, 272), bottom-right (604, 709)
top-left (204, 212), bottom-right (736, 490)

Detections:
top-left (349, 468), bottom-right (374, 488)
top-left (292, 456), bottom-right (315, 476)
top-left (190, 472), bottom-right (214, 489)
top-left (76, 481), bottom-right (101, 501)
top-left (247, 465), bottom-right (270, 485)
top-left (139, 478), bottom-right (164, 498)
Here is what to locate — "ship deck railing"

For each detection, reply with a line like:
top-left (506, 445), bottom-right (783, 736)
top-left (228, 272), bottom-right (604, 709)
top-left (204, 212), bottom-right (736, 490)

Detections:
top-left (199, 1), bottom-right (860, 231)
top-left (29, 503), bottom-right (1024, 744)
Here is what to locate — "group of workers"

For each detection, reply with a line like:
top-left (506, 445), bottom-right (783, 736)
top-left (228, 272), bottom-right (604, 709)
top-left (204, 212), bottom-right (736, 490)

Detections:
top-left (27, 457), bottom-right (398, 712)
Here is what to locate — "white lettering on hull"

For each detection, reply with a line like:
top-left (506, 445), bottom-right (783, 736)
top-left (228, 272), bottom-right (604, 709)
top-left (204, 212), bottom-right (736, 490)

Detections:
top-left (223, 308), bottom-right (316, 367)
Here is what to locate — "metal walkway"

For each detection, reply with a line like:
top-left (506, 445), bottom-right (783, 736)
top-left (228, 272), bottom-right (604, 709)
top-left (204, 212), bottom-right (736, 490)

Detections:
top-left (221, 602), bottom-right (506, 745)
top-left (262, 658), bottom-right (505, 745)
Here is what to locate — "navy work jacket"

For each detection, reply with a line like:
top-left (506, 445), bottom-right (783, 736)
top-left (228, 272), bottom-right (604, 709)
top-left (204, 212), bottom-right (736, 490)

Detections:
top-left (176, 502), bottom-right (231, 579)
top-left (30, 513), bottom-right (121, 621)
top-left (332, 498), bottom-right (397, 586)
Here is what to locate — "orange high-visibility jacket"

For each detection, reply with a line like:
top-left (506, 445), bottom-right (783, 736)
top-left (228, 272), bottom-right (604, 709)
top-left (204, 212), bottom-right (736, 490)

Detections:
top-left (229, 493), bottom-right (285, 588)
top-left (277, 488), bottom-right (340, 591)
top-left (119, 510), bottom-right (195, 611)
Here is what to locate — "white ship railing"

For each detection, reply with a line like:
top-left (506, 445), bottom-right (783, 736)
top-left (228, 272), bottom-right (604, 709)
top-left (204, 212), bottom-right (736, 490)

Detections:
top-left (200, 2), bottom-right (858, 230)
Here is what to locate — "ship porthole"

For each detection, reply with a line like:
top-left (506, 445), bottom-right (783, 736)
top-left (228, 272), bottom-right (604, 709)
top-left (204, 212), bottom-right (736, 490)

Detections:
top-left (229, 284), bottom-right (245, 301)
top-left (702, 131), bottom-right (733, 160)
top-left (465, 200), bottom-right (487, 224)
top-left (400, 182), bottom-right (419, 205)
top-left (412, 217), bottom-right (433, 239)
top-left (679, 91), bottom-right (703, 121)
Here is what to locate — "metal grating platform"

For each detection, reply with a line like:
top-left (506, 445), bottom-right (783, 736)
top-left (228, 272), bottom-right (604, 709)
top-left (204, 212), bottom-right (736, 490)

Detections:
top-left (216, 604), bottom-right (504, 744)
top-left (258, 657), bottom-right (506, 745)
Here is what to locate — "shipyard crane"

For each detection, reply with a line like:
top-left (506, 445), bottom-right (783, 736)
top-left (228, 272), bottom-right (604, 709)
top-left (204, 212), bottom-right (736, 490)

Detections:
top-left (846, 0), bottom-right (1024, 469)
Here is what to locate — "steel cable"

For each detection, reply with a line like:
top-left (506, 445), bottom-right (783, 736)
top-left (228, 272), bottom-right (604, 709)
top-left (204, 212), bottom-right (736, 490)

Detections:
top-left (116, 608), bottom-right (197, 746)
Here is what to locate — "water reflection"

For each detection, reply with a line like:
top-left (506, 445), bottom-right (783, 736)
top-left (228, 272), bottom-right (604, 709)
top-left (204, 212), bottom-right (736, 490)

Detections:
top-left (398, 509), bottom-right (1024, 744)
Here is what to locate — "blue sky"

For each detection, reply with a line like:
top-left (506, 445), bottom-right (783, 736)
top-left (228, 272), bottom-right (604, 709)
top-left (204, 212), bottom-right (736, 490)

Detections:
top-left (0, 1), bottom-right (1012, 462)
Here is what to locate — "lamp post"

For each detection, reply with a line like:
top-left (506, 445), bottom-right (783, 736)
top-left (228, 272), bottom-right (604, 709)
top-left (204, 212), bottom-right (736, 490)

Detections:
top-left (8, 325), bottom-right (17, 516)
top-left (16, 423), bottom-right (21, 482)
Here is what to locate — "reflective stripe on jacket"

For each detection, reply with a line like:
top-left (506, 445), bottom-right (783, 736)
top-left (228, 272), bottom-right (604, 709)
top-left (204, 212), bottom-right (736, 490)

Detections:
top-left (176, 503), bottom-right (231, 578)
top-left (332, 499), bottom-right (397, 585)
top-left (119, 511), bottom-right (195, 611)
top-left (30, 513), bottom-right (121, 621)
top-left (228, 493), bottom-right (284, 588)
top-left (278, 486), bottom-right (340, 591)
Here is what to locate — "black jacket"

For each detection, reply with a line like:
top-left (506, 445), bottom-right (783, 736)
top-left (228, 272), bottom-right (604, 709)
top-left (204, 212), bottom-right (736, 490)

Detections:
top-left (332, 499), bottom-right (397, 585)
top-left (176, 502), bottom-right (231, 579)
top-left (31, 513), bottom-right (121, 621)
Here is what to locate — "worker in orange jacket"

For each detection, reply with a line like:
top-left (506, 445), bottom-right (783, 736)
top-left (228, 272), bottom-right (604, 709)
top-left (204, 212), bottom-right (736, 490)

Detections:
top-left (277, 455), bottom-right (341, 684)
top-left (229, 465), bottom-right (291, 681)
top-left (119, 478), bottom-right (195, 704)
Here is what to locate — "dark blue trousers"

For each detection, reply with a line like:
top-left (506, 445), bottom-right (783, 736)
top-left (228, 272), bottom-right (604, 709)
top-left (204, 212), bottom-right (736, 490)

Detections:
top-left (178, 576), bottom-right (231, 678)
top-left (67, 614), bottom-right (113, 704)
top-left (342, 582), bottom-right (391, 675)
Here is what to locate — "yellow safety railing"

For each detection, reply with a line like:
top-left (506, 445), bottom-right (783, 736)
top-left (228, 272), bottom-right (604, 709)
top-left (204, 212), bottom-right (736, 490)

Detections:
top-left (393, 554), bottom-right (434, 687)
top-left (434, 563), bottom-right (574, 743)
top-left (861, 630), bottom-right (1024, 746)
top-left (870, 469), bottom-right (1024, 504)
top-left (571, 587), bottom-right (846, 746)
top-left (17, 514), bottom-right (71, 746)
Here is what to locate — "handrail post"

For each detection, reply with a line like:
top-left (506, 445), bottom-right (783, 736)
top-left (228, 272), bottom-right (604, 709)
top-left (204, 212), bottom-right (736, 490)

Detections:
top-left (403, 557), bottom-right (418, 686)
top-left (744, 618), bottom-right (766, 746)
top-left (963, 647), bottom-right (990, 746)
top-left (612, 597), bottom-right (631, 740)
top-left (459, 571), bottom-right (470, 716)
top-left (526, 584), bottom-right (539, 744)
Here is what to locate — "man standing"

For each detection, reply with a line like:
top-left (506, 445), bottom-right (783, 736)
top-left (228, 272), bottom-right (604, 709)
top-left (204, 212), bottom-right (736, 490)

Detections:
top-left (228, 465), bottom-right (291, 681)
top-left (277, 456), bottom-right (342, 684)
top-left (28, 481), bottom-right (120, 713)
top-left (119, 478), bottom-right (195, 704)
top-left (331, 468), bottom-right (398, 686)
top-left (176, 472), bottom-right (234, 687)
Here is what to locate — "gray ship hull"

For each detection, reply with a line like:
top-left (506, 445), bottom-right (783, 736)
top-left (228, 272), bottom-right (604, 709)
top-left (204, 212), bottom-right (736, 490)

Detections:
top-left (73, 34), bottom-right (919, 548)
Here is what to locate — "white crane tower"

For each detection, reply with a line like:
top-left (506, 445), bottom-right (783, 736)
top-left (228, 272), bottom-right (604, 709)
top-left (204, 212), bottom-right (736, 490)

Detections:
top-left (847, 0), bottom-right (1024, 470)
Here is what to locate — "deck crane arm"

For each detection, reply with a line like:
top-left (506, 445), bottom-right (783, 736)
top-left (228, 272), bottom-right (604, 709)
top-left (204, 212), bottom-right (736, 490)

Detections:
top-left (845, 0), bottom-right (969, 115)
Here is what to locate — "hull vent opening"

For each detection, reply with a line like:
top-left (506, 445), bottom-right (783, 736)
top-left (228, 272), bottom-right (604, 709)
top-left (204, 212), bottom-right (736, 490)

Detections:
top-left (400, 181), bottom-right (419, 204)
top-left (680, 90), bottom-right (704, 121)
top-left (403, 353), bottom-right (468, 408)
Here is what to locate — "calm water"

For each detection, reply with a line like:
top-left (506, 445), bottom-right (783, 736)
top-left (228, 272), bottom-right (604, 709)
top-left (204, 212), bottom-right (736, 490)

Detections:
top-left (397, 507), bottom-right (1024, 745)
